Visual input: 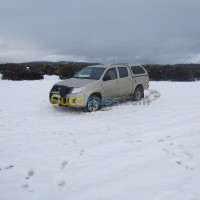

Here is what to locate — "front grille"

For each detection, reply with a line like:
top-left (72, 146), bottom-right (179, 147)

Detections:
top-left (50, 85), bottom-right (72, 98)
top-left (63, 87), bottom-right (71, 94)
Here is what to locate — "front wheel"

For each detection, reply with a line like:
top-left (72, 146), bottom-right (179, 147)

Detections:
top-left (84, 95), bottom-right (101, 112)
top-left (132, 87), bottom-right (144, 101)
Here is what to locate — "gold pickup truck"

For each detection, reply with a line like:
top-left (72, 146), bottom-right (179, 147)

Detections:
top-left (49, 64), bottom-right (149, 112)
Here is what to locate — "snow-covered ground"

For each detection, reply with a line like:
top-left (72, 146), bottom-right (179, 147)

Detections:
top-left (0, 76), bottom-right (200, 200)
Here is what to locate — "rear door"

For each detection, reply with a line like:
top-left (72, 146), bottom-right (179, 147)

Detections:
top-left (117, 66), bottom-right (132, 96)
top-left (102, 68), bottom-right (120, 98)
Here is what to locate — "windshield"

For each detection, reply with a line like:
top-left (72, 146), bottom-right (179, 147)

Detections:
top-left (74, 67), bottom-right (106, 80)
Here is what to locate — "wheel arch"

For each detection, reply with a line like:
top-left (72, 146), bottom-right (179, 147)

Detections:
top-left (135, 84), bottom-right (144, 90)
top-left (89, 92), bottom-right (102, 99)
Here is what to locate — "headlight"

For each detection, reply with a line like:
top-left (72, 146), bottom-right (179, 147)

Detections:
top-left (71, 87), bottom-right (86, 94)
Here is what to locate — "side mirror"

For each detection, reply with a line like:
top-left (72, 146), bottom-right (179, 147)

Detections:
top-left (103, 75), bottom-right (112, 81)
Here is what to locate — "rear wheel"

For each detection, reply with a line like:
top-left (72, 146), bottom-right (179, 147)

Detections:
top-left (133, 86), bottom-right (144, 101)
top-left (84, 95), bottom-right (101, 112)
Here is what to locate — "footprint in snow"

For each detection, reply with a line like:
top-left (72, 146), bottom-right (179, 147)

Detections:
top-left (22, 182), bottom-right (29, 190)
top-left (22, 182), bottom-right (34, 193)
top-left (61, 161), bottom-right (68, 170)
top-left (5, 165), bottom-right (14, 170)
top-left (79, 149), bottom-right (84, 156)
top-left (22, 169), bottom-right (35, 192)
top-left (25, 169), bottom-right (34, 179)
top-left (57, 180), bottom-right (66, 188)
top-left (162, 148), bottom-right (175, 156)
top-left (160, 135), bottom-right (194, 170)
top-left (57, 161), bottom-right (68, 190)
top-left (162, 147), bottom-right (194, 170)
top-left (0, 165), bottom-right (14, 172)
top-left (176, 161), bottom-right (193, 171)
top-left (158, 136), bottom-right (172, 143)
top-left (158, 138), bottom-right (164, 143)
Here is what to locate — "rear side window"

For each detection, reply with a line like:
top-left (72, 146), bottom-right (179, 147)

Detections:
top-left (118, 67), bottom-right (128, 78)
top-left (131, 66), bottom-right (146, 74)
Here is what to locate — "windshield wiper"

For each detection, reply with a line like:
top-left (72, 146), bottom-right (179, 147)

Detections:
top-left (74, 77), bottom-right (91, 79)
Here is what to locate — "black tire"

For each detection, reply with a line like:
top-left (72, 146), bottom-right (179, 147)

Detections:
top-left (84, 95), bottom-right (101, 112)
top-left (132, 86), bottom-right (144, 101)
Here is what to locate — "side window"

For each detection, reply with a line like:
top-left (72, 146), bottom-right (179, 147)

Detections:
top-left (131, 66), bottom-right (145, 75)
top-left (103, 68), bottom-right (117, 81)
top-left (118, 67), bottom-right (128, 78)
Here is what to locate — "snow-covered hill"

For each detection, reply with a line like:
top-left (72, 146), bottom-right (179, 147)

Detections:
top-left (0, 76), bottom-right (200, 200)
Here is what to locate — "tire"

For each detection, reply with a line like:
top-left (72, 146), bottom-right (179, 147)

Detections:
top-left (84, 95), bottom-right (101, 112)
top-left (132, 86), bottom-right (144, 101)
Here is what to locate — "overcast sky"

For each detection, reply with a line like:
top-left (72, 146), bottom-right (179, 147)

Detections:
top-left (0, 0), bottom-right (200, 64)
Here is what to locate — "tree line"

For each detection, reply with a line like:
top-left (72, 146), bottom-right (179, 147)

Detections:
top-left (0, 62), bottom-right (200, 81)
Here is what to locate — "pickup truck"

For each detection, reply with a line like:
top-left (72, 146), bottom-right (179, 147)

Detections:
top-left (49, 64), bottom-right (149, 112)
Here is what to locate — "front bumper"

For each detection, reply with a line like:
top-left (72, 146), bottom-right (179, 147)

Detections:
top-left (49, 85), bottom-right (87, 107)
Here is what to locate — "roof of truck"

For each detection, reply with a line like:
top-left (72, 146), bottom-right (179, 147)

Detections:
top-left (89, 64), bottom-right (143, 69)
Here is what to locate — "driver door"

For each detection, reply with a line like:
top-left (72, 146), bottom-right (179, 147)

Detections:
top-left (102, 68), bottom-right (120, 98)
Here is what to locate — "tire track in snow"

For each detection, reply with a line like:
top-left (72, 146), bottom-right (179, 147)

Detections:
top-left (101, 89), bottom-right (161, 111)
top-left (145, 89), bottom-right (161, 102)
